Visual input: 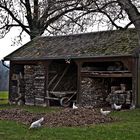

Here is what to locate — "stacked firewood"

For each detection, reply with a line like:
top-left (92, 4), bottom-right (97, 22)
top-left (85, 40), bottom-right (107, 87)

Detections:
top-left (24, 65), bottom-right (35, 105)
top-left (24, 64), bottom-right (46, 105)
top-left (34, 65), bottom-right (45, 96)
top-left (34, 64), bottom-right (46, 105)
top-left (81, 77), bottom-right (109, 107)
top-left (106, 84), bottom-right (132, 105)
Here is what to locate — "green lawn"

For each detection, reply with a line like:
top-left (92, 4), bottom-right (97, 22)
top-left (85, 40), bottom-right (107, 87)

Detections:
top-left (0, 91), bottom-right (8, 98)
top-left (0, 104), bottom-right (61, 113)
top-left (0, 104), bottom-right (140, 140)
top-left (0, 91), bottom-right (8, 104)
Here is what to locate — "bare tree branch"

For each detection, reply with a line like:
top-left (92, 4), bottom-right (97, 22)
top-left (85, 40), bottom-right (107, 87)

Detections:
top-left (0, 2), bottom-right (30, 34)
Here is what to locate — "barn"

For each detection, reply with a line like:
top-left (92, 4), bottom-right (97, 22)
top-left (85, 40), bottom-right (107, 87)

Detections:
top-left (3, 28), bottom-right (140, 107)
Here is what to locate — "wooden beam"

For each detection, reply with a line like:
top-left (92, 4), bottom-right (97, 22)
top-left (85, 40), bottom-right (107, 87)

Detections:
top-left (132, 57), bottom-right (138, 106)
top-left (44, 61), bottom-right (51, 106)
top-left (48, 74), bottom-right (58, 88)
top-left (75, 61), bottom-right (82, 104)
top-left (76, 56), bottom-right (132, 63)
top-left (52, 66), bottom-right (69, 91)
top-left (9, 62), bottom-right (14, 102)
top-left (137, 56), bottom-right (140, 107)
top-left (81, 71), bottom-right (132, 78)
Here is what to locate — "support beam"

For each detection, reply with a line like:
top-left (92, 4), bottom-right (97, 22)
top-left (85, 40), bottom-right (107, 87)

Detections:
top-left (44, 61), bottom-right (51, 106)
top-left (137, 55), bottom-right (140, 107)
top-left (48, 74), bottom-right (58, 88)
top-left (9, 61), bottom-right (13, 102)
top-left (52, 65), bottom-right (69, 91)
top-left (132, 57), bottom-right (138, 106)
top-left (75, 61), bottom-right (82, 104)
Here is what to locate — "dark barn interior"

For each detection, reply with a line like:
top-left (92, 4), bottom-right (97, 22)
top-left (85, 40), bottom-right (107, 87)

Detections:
top-left (80, 60), bottom-right (133, 107)
top-left (8, 57), bottom-right (134, 108)
top-left (9, 60), bottom-right (78, 107)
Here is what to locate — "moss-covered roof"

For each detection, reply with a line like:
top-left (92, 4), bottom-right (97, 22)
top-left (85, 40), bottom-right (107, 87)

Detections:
top-left (4, 28), bottom-right (139, 60)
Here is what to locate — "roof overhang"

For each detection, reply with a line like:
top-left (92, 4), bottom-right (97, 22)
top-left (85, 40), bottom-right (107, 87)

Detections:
top-left (4, 54), bottom-right (133, 61)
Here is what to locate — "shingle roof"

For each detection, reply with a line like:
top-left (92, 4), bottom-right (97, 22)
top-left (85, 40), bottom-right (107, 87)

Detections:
top-left (4, 28), bottom-right (139, 60)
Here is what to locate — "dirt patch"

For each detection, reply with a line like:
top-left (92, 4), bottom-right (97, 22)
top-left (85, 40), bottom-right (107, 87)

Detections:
top-left (0, 107), bottom-right (117, 127)
top-left (0, 108), bottom-right (39, 125)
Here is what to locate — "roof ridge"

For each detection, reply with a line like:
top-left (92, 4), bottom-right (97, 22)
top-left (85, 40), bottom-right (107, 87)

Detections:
top-left (39, 28), bottom-right (135, 38)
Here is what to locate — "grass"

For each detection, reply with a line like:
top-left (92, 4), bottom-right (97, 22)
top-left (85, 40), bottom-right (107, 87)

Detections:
top-left (0, 91), bottom-right (60, 113)
top-left (0, 91), bottom-right (8, 99)
top-left (0, 104), bottom-right (140, 140)
top-left (0, 104), bottom-right (61, 113)
top-left (0, 91), bottom-right (8, 104)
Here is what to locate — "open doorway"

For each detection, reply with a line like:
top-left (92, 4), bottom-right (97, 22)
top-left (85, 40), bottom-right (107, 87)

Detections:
top-left (47, 59), bottom-right (77, 107)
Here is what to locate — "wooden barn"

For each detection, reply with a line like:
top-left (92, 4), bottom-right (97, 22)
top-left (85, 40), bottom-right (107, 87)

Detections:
top-left (3, 28), bottom-right (140, 107)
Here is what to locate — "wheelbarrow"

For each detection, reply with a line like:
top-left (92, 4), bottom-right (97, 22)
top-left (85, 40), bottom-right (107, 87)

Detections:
top-left (45, 91), bottom-right (77, 107)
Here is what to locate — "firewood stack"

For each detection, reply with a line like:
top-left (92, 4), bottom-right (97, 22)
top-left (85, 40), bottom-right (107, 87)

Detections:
top-left (106, 84), bottom-right (132, 105)
top-left (81, 77), bottom-right (109, 107)
top-left (24, 65), bottom-right (35, 105)
top-left (24, 64), bottom-right (46, 106)
top-left (34, 64), bottom-right (46, 105)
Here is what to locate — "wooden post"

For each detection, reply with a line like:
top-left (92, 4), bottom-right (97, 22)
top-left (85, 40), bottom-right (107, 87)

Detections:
top-left (137, 55), bottom-right (140, 107)
top-left (44, 61), bottom-right (51, 106)
top-left (9, 61), bottom-right (13, 103)
top-left (132, 57), bottom-right (138, 106)
top-left (75, 61), bottom-right (82, 104)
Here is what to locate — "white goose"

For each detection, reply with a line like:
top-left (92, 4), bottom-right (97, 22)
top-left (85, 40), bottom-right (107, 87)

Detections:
top-left (72, 102), bottom-right (78, 109)
top-left (29, 117), bottom-right (44, 129)
top-left (113, 103), bottom-right (122, 110)
top-left (100, 108), bottom-right (111, 116)
top-left (130, 104), bottom-right (135, 110)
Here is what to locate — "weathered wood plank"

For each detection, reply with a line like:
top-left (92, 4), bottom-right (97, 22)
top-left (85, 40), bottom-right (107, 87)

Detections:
top-left (45, 96), bottom-right (60, 100)
top-left (75, 61), bottom-right (82, 104)
top-left (48, 74), bottom-right (58, 88)
top-left (52, 66), bottom-right (69, 91)
top-left (81, 71), bottom-right (132, 78)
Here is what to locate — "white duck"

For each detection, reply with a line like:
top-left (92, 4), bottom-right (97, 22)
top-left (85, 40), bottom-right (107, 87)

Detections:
top-left (130, 104), bottom-right (135, 110)
top-left (72, 102), bottom-right (78, 109)
top-left (29, 117), bottom-right (44, 129)
top-left (100, 108), bottom-right (111, 116)
top-left (113, 103), bottom-right (122, 110)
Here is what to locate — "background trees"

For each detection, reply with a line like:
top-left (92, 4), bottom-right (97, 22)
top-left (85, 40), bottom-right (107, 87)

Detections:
top-left (0, 61), bottom-right (9, 91)
top-left (0, 0), bottom-right (87, 40)
top-left (117, 0), bottom-right (140, 43)
top-left (0, 0), bottom-right (140, 43)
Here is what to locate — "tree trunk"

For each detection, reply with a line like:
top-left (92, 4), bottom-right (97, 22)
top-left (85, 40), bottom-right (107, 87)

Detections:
top-left (30, 30), bottom-right (40, 40)
top-left (29, 25), bottom-right (43, 40)
top-left (117, 0), bottom-right (140, 45)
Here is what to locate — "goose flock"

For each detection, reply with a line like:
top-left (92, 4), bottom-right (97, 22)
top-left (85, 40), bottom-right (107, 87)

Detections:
top-left (28, 101), bottom-right (135, 129)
